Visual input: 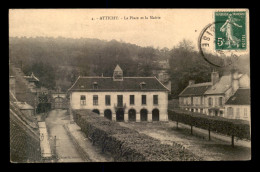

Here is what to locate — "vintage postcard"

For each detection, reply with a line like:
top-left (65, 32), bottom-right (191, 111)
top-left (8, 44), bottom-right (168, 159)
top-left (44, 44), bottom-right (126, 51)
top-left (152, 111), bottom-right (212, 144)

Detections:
top-left (9, 9), bottom-right (250, 162)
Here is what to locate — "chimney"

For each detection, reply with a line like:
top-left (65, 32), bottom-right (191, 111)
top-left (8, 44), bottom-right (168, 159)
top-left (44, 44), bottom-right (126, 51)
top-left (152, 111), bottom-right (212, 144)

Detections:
top-left (9, 76), bottom-right (16, 96)
top-left (211, 71), bottom-right (219, 85)
top-left (231, 70), bottom-right (239, 94)
top-left (189, 80), bottom-right (195, 86)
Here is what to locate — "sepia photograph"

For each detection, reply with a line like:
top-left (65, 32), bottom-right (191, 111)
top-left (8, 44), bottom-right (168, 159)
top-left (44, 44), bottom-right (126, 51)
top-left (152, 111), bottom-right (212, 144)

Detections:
top-left (9, 9), bottom-right (250, 163)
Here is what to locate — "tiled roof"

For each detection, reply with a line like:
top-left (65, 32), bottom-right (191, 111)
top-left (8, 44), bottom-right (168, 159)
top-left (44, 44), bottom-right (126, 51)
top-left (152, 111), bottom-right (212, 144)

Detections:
top-left (226, 88), bottom-right (250, 105)
top-left (204, 75), bottom-right (232, 95)
top-left (179, 82), bottom-right (212, 97)
top-left (10, 104), bottom-right (41, 162)
top-left (14, 102), bottom-right (34, 110)
top-left (68, 76), bottom-right (169, 92)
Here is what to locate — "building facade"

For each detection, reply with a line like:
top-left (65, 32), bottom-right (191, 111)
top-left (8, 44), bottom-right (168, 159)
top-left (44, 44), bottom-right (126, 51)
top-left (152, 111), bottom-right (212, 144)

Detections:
top-left (68, 65), bottom-right (170, 122)
top-left (179, 70), bottom-right (250, 120)
top-left (225, 88), bottom-right (250, 121)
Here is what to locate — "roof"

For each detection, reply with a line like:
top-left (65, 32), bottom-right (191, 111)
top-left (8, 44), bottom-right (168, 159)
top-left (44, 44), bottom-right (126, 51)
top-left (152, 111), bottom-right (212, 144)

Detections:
top-left (24, 73), bottom-right (39, 82)
top-left (114, 65), bottom-right (123, 72)
top-left (14, 102), bottom-right (34, 110)
top-left (204, 75), bottom-right (232, 95)
top-left (226, 88), bottom-right (250, 105)
top-left (68, 76), bottom-right (169, 92)
top-left (179, 82), bottom-right (212, 97)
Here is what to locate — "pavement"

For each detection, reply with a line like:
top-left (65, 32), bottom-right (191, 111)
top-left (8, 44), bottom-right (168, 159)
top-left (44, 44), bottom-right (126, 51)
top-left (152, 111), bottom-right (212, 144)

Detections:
top-left (38, 122), bottom-right (52, 159)
top-left (45, 109), bottom-right (84, 162)
top-left (45, 109), bottom-right (112, 162)
top-left (65, 123), bottom-right (113, 162)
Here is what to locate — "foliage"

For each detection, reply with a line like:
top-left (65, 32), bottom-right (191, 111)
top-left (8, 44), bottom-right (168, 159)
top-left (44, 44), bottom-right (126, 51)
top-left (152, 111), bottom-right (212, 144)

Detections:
top-left (10, 37), bottom-right (249, 95)
top-left (72, 109), bottom-right (201, 161)
top-left (10, 37), bottom-right (161, 91)
top-left (168, 109), bottom-right (251, 140)
top-left (36, 103), bottom-right (51, 114)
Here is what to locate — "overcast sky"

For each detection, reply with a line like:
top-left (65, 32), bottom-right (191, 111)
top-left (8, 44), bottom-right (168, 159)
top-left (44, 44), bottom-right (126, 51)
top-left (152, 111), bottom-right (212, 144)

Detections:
top-left (9, 9), bottom-right (247, 50)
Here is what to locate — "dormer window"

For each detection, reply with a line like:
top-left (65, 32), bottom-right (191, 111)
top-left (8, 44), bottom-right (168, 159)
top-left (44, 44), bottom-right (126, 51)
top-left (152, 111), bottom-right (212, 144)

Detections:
top-left (93, 82), bottom-right (98, 89)
top-left (113, 65), bottom-right (123, 81)
top-left (140, 82), bottom-right (146, 89)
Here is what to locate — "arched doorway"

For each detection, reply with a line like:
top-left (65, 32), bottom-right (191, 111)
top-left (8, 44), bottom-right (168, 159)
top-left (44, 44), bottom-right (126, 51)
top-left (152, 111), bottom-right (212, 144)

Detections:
top-left (104, 109), bottom-right (112, 120)
top-left (128, 109), bottom-right (136, 122)
top-left (54, 97), bottom-right (64, 109)
top-left (152, 109), bottom-right (159, 121)
top-left (92, 109), bottom-right (100, 115)
top-left (116, 109), bottom-right (124, 122)
top-left (140, 109), bottom-right (148, 121)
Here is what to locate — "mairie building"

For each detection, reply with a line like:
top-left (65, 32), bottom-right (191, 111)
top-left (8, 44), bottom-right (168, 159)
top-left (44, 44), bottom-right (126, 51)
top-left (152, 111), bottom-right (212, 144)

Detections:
top-left (68, 65), bottom-right (170, 122)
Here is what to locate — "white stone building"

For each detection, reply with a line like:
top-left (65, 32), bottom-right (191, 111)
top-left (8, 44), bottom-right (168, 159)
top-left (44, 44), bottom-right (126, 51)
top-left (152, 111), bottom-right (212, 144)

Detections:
top-left (68, 65), bottom-right (170, 122)
top-left (179, 70), bottom-right (250, 119)
top-left (225, 88), bottom-right (250, 121)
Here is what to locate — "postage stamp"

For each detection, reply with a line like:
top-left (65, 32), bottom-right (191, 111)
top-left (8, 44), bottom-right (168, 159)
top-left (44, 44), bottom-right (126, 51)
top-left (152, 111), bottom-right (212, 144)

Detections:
top-left (215, 11), bottom-right (246, 50)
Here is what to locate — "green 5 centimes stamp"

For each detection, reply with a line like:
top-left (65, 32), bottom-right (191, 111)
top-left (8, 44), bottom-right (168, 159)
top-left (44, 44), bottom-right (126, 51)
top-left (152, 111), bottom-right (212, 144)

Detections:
top-left (215, 11), bottom-right (246, 50)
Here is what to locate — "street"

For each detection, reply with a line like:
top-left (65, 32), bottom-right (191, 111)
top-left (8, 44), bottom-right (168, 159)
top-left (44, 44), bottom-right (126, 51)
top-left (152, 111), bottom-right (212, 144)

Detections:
top-left (45, 109), bottom-right (84, 162)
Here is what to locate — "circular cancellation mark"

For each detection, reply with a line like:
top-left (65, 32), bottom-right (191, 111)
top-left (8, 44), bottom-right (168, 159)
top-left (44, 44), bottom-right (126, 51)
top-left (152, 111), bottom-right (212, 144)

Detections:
top-left (198, 21), bottom-right (243, 68)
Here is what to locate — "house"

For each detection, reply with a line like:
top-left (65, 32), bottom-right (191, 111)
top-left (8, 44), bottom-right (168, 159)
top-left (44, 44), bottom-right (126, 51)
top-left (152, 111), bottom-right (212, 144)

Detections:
top-left (179, 70), bottom-right (250, 118)
top-left (68, 64), bottom-right (170, 122)
top-left (225, 88), bottom-right (250, 121)
top-left (24, 72), bottom-right (39, 92)
top-left (204, 71), bottom-right (250, 117)
top-left (178, 80), bottom-right (212, 114)
top-left (14, 101), bottom-right (35, 116)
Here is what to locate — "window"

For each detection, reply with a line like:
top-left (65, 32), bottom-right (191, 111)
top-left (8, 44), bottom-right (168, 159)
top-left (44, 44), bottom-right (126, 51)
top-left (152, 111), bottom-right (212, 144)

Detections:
top-left (244, 108), bottom-right (248, 118)
top-left (219, 97), bottom-right (223, 106)
top-left (142, 95), bottom-right (146, 105)
top-left (208, 97), bottom-right (212, 106)
top-left (153, 95), bottom-right (158, 105)
top-left (93, 95), bottom-right (98, 106)
top-left (227, 107), bottom-right (233, 117)
top-left (130, 95), bottom-right (135, 105)
top-left (236, 108), bottom-right (240, 119)
top-left (93, 82), bottom-right (98, 89)
top-left (117, 95), bottom-right (123, 107)
top-left (80, 95), bottom-right (86, 105)
top-left (215, 97), bottom-right (218, 106)
top-left (105, 95), bottom-right (110, 106)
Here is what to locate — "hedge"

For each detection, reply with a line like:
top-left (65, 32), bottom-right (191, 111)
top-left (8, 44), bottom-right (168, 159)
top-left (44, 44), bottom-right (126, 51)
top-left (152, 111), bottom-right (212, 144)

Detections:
top-left (72, 109), bottom-right (202, 161)
top-left (168, 109), bottom-right (251, 146)
top-left (36, 103), bottom-right (51, 114)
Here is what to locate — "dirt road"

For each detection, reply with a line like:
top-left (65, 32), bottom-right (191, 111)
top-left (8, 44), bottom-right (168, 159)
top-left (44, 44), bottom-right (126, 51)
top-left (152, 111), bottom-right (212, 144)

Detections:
top-left (45, 109), bottom-right (84, 162)
top-left (118, 121), bottom-right (251, 161)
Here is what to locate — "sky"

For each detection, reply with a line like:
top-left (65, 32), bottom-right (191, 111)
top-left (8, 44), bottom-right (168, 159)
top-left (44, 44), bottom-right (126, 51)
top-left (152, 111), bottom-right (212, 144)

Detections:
top-left (9, 9), bottom-right (249, 51)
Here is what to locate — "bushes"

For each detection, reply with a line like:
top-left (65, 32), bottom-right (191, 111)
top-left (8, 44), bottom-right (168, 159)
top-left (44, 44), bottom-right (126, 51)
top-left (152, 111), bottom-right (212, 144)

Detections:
top-left (168, 109), bottom-right (251, 146)
top-left (36, 103), bottom-right (51, 114)
top-left (72, 109), bottom-right (201, 161)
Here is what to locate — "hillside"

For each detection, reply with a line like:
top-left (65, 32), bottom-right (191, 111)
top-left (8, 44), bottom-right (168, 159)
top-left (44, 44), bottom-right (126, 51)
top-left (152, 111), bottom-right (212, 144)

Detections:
top-left (9, 37), bottom-right (250, 96)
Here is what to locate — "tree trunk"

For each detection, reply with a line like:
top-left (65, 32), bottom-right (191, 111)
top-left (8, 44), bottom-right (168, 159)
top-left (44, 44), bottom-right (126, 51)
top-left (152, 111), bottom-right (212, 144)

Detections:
top-left (191, 125), bottom-right (193, 135)
top-left (176, 121), bottom-right (178, 129)
top-left (208, 128), bottom-right (211, 141)
top-left (231, 135), bottom-right (235, 147)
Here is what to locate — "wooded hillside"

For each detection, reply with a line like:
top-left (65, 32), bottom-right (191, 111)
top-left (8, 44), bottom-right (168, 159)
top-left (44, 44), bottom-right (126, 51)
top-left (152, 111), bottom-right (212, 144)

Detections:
top-left (9, 37), bottom-right (250, 97)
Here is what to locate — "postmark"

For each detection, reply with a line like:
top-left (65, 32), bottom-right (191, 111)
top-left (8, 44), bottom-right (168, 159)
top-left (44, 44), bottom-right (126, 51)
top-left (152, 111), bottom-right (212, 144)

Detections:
top-left (198, 11), bottom-right (247, 68)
